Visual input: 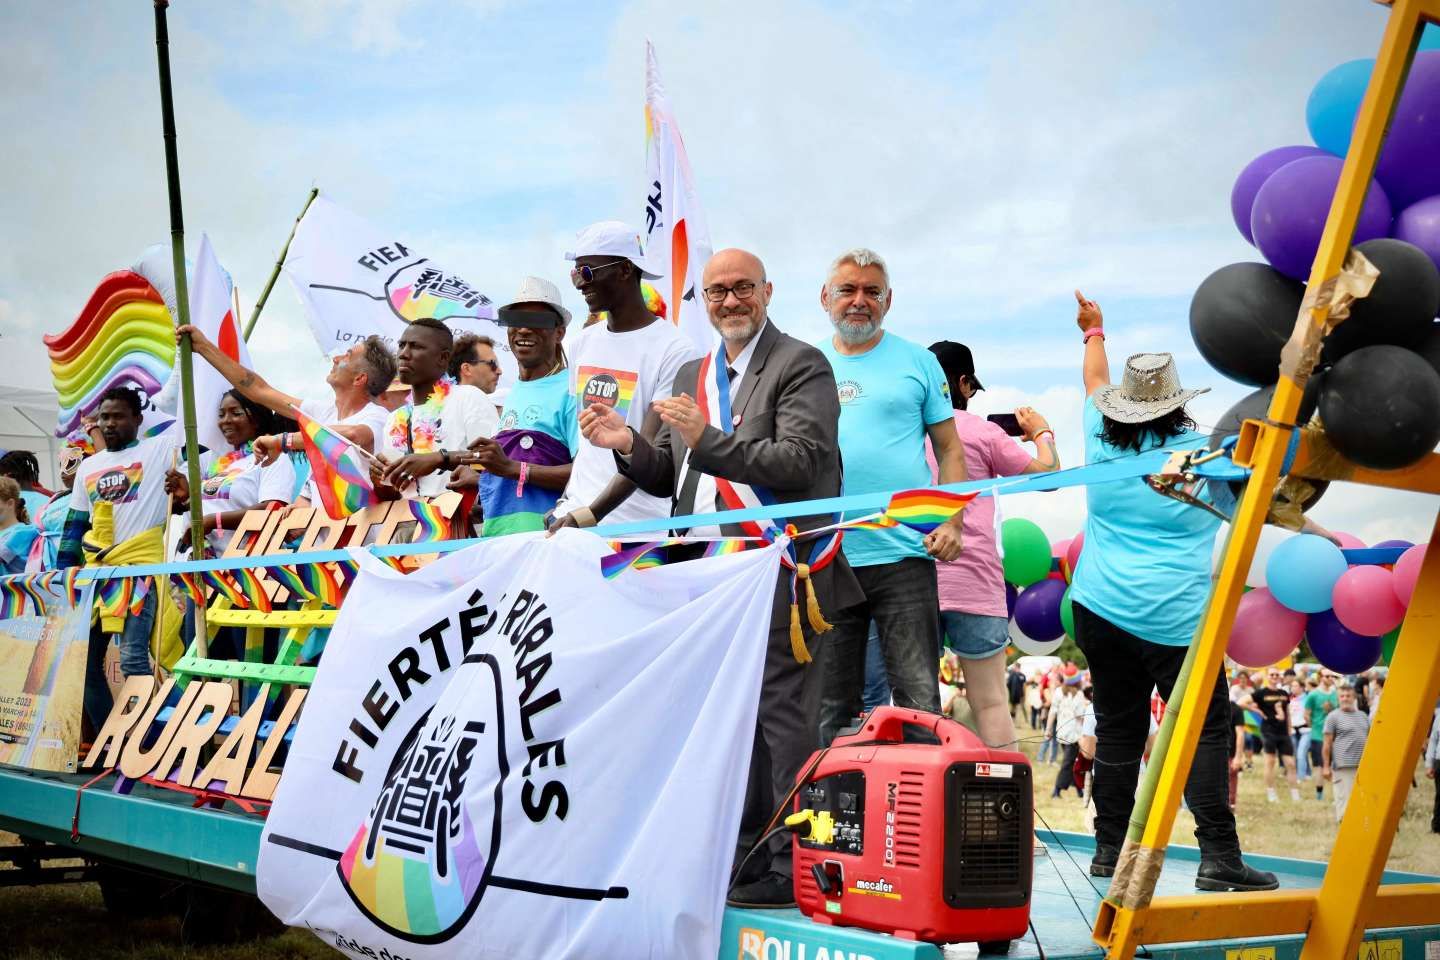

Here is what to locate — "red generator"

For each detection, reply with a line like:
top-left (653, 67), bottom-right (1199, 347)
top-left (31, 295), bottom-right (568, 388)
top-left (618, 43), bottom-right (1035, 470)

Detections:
top-left (790, 706), bottom-right (1033, 949)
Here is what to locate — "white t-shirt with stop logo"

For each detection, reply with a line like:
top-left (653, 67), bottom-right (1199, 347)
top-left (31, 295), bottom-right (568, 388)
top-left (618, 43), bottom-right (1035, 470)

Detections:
top-left (555, 319), bottom-right (701, 526)
top-left (69, 427), bottom-right (184, 549)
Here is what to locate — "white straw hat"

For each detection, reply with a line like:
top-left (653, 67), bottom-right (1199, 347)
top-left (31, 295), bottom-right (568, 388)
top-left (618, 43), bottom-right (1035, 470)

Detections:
top-left (1092, 352), bottom-right (1209, 424)
top-left (496, 276), bottom-right (571, 326)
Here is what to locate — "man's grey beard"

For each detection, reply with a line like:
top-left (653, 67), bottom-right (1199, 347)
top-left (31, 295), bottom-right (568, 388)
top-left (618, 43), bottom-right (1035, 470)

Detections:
top-left (718, 314), bottom-right (761, 343)
top-left (832, 313), bottom-right (879, 345)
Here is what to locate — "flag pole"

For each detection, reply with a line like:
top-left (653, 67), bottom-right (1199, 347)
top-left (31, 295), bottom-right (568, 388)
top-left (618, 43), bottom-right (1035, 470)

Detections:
top-left (242, 187), bottom-right (319, 342)
top-left (152, 0), bottom-right (208, 652)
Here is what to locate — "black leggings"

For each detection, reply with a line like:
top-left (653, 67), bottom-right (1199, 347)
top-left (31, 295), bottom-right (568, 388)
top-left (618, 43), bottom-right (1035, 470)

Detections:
top-left (1073, 602), bottom-right (1241, 861)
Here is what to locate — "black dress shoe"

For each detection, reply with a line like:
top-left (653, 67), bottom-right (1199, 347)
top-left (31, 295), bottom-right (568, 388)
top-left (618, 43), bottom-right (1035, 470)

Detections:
top-left (1090, 844), bottom-right (1119, 878)
top-left (726, 871), bottom-right (796, 909)
top-left (1195, 858), bottom-right (1279, 892)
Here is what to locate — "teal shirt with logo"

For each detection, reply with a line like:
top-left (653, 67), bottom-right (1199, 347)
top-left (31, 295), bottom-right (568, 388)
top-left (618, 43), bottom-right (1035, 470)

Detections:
top-left (818, 332), bottom-right (953, 567)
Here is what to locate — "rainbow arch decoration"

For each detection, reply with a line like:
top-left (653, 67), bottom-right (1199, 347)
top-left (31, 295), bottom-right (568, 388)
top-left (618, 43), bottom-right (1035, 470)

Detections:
top-left (45, 270), bottom-right (175, 436)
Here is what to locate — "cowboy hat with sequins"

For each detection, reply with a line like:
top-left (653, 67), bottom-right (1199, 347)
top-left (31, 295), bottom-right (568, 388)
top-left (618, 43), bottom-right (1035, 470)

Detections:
top-left (1092, 352), bottom-right (1209, 424)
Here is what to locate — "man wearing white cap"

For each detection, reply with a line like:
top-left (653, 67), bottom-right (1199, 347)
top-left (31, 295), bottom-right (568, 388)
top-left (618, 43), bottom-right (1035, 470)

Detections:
top-left (550, 221), bottom-right (702, 529)
top-left (456, 277), bottom-right (577, 536)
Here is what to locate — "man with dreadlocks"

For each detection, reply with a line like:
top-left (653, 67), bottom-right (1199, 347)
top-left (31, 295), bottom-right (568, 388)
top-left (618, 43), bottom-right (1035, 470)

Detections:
top-left (0, 450), bottom-right (50, 520)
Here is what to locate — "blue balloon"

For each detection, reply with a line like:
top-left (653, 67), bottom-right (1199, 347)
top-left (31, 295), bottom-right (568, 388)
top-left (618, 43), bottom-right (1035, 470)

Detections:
top-left (1306, 58), bottom-right (1374, 156)
top-left (1422, 23), bottom-right (1440, 52)
top-left (1266, 534), bottom-right (1349, 613)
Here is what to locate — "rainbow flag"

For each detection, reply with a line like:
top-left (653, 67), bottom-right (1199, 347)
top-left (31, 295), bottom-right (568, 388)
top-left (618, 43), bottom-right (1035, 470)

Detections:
top-left (126, 578), bottom-right (151, 617)
top-left (1243, 709), bottom-right (1263, 738)
top-left (882, 489), bottom-right (979, 534)
top-left (300, 563), bottom-right (343, 606)
top-left (601, 540), bottom-right (682, 579)
top-left (266, 563), bottom-right (309, 603)
top-left (0, 580), bottom-right (25, 619)
top-left (333, 557), bottom-right (361, 590)
top-left (230, 566), bottom-right (273, 614)
top-left (171, 571), bottom-right (206, 606)
top-left (293, 406), bottom-right (379, 519)
top-left (17, 577), bottom-right (49, 618)
top-left (95, 578), bottom-right (134, 622)
top-left (701, 538), bottom-right (750, 558)
top-left (201, 570), bottom-right (250, 609)
top-left (63, 567), bottom-right (83, 606)
top-left (408, 499), bottom-right (448, 542)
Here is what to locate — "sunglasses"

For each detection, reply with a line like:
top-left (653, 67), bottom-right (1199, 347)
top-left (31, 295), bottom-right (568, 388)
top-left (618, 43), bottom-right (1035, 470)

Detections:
top-left (470, 358), bottom-right (500, 372)
top-left (570, 259), bottom-right (627, 288)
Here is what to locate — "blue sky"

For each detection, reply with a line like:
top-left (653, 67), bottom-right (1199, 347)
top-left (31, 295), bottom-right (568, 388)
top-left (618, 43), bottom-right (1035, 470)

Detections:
top-left (2, 0), bottom-right (1435, 547)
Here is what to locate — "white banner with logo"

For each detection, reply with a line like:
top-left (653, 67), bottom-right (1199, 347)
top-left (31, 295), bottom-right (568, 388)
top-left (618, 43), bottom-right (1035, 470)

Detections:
top-left (282, 195), bottom-right (517, 388)
top-left (258, 530), bottom-right (779, 960)
top-left (644, 40), bottom-right (715, 354)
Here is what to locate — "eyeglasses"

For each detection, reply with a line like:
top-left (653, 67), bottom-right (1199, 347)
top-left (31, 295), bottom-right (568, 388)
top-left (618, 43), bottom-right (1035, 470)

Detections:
top-left (570, 259), bottom-right (627, 288)
top-left (472, 358), bottom-right (500, 372)
top-left (702, 281), bottom-right (759, 303)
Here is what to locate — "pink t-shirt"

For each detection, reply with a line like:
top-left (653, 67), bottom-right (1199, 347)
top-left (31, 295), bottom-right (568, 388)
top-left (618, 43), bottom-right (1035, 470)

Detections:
top-left (926, 411), bottom-right (1033, 617)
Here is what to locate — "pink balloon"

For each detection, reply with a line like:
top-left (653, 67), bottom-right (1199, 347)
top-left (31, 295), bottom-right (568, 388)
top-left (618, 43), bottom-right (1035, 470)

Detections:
top-left (1393, 543), bottom-right (1428, 606)
top-left (1332, 531), bottom-right (1367, 550)
top-left (1066, 532), bottom-right (1085, 581)
top-left (1332, 565), bottom-right (1406, 636)
top-left (1228, 587), bottom-right (1308, 667)
top-left (1051, 538), bottom-right (1072, 582)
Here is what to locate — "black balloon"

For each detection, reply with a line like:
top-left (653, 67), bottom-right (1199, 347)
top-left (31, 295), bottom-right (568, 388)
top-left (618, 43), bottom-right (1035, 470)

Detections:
top-left (1417, 323), bottom-right (1440, 378)
top-left (1323, 239), bottom-right (1440, 362)
top-left (1190, 263), bottom-right (1304, 386)
top-left (1318, 345), bottom-right (1440, 470)
top-left (1209, 380), bottom-right (1327, 509)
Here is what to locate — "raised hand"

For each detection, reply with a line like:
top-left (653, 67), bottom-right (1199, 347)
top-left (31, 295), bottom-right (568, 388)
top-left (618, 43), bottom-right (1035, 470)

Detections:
top-left (1075, 290), bottom-right (1103, 332)
top-left (579, 403), bottom-right (633, 452)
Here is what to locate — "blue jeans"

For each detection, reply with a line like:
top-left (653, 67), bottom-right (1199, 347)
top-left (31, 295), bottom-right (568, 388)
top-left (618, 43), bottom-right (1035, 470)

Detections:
top-left (820, 557), bottom-right (941, 745)
top-left (84, 587), bottom-right (156, 732)
top-left (1039, 730), bottom-right (1059, 763)
top-left (940, 611), bottom-right (1010, 660)
top-left (1296, 730), bottom-right (1313, 779)
top-left (861, 622), bottom-right (891, 710)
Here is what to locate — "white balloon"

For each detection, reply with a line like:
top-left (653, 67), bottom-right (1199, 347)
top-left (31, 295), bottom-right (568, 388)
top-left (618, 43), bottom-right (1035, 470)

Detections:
top-left (1010, 627), bottom-right (1064, 656)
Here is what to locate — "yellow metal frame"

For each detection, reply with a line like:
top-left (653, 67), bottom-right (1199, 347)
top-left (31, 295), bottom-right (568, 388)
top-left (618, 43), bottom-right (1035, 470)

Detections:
top-left (1093, 2), bottom-right (1440, 957)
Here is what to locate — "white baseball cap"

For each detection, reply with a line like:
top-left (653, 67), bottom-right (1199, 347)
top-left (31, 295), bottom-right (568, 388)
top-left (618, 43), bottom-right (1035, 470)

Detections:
top-left (496, 276), bottom-right (571, 327)
top-left (564, 220), bottom-right (661, 279)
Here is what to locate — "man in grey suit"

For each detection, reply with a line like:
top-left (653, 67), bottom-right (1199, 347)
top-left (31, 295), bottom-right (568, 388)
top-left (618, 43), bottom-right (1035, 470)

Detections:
top-left (577, 247), bottom-right (862, 908)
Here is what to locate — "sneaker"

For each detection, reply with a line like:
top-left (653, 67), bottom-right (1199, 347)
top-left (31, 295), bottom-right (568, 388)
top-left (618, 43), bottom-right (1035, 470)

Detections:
top-left (1266, 788), bottom-right (1278, 803)
top-left (726, 871), bottom-right (796, 909)
top-left (1196, 858), bottom-right (1279, 892)
top-left (1290, 788), bottom-right (1301, 802)
top-left (1090, 844), bottom-right (1120, 878)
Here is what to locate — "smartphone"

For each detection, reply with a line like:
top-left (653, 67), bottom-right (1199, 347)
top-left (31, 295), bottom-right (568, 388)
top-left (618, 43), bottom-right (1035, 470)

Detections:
top-left (987, 412), bottom-right (1024, 437)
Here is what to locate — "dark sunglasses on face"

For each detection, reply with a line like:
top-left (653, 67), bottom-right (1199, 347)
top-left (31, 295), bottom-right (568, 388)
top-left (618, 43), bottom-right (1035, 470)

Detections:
top-left (570, 259), bottom-right (627, 288)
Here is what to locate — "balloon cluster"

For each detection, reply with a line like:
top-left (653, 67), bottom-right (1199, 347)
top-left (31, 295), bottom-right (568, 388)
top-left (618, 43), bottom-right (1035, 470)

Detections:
top-left (1002, 518), bottom-right (1086, 656)
top-left (1228, 533), bottom-right (1426, 673)
top-left (1193, 35), bottom-right (1440, 472)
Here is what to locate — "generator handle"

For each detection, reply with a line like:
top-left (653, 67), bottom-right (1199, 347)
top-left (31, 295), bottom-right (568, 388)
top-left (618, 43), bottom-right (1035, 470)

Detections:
top-left (855, 705), bottom-right (946, 744)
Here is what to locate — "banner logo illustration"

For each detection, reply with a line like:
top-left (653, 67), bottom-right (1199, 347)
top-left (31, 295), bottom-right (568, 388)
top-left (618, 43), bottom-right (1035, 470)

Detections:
top-left (310, 257), bottom-right (494, 328)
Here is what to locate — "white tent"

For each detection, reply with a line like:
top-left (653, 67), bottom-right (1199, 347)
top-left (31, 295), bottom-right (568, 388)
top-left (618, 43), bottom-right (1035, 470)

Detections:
top-left (0, 384), bottom-right (61, 490)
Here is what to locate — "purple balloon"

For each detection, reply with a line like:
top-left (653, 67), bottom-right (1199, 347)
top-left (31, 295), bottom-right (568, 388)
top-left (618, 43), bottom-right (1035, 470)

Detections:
top-left (1013, 578), bottom-right (1067, 642)
top-left (1395, 194), bottom-right (1440, 280)
top-left (1252, 156), bottom-right (1392, 281)
top-left (1005, 581), bottom-right (1018, 618)
top-left (1306, 609), bottom-right (1382, 674)
top-left (1375, 52), bottom-right (1440, 209)
top-left (1231, 146), bottom-right (1329, 244)
top-left (1373, 539), bottom-right (1415, 551)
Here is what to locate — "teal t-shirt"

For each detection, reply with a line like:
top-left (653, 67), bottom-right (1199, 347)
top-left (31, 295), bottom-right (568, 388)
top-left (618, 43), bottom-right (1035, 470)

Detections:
top-left (818, 332), bottom-right (953, 567)
top-left (1068, 396), bottom-right (1220, 646)
top-left (496, 371), bottom-right (579, 452)
top-left (1303, 688), bottom-right (1339, 731)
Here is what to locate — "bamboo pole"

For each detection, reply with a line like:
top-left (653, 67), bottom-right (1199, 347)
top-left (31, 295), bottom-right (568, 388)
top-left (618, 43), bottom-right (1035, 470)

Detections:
top-left (151, 0), bottom-right (207, 652)
top-left (242, 187), bottom-right (319, 341)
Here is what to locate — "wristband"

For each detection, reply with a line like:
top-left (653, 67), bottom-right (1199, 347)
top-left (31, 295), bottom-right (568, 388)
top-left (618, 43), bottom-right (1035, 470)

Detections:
top-left (570, 506), bottom-right (597, 528)
top-left (1083, 327), bottom-right (1105, 342)
top-left (1032, 429), bottom-right (1055, 444)
top-left (281, 433), bottom-right (291, 453)
top-left (516, 461), bottom-right (529, 498)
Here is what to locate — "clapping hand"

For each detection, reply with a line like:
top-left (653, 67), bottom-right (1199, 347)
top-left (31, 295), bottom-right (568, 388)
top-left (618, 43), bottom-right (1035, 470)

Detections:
top-left (652, 393), bottom-right (706, 448)
top-left (579, 403), bottom-right (633, 452)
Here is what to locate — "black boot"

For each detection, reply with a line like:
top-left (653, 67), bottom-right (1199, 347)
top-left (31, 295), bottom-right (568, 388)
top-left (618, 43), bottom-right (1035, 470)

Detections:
top-left (1195, 857), bottom-right (1279, 892)
top-left (1090, 844), bottom-right (1120, 878)
top-left (727, 871), bottom-right (796, 909)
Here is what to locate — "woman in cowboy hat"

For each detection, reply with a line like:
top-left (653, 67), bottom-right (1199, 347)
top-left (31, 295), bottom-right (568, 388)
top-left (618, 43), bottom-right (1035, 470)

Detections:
top-left (1068, 290), bottom-right (1278, 894)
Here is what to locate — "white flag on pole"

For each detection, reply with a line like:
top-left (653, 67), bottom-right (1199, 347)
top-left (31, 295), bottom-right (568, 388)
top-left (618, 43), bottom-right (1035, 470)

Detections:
top-left (282, 195), bottom-right (518, 389)
top-left (188, 234), bottom-right (251, 454)
top-left (257, 531), bottom-right (778, 960)
top-left (644, 40), bottom-right (715, 354)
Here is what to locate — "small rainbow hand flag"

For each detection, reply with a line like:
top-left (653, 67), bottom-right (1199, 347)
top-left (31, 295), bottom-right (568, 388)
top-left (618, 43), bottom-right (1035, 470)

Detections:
top-left (847, 513), bottom-right (901, 531)
top-left (96, 578), bottom-right (134, 621)
top-left (293, 406), bottom-right (379, 519)
top-left (408, 499), bottom-right (448, 543)
top-left (701, 538), bottom-right (750, 558)
top-left (18, 577), bottom-right (49, 618)
top-left (1243, 709), bottom-right (1263, 738)
top-left (201, 570), bottom-right (250, 610)
top-left (0, 580), bottom-right (25, 619)
top-left (127, 578), bottom-right (152, 617)
top-left (881, 488), bottom-right (979, 534)
top-left (171, 572), bottom-right (206, 606)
